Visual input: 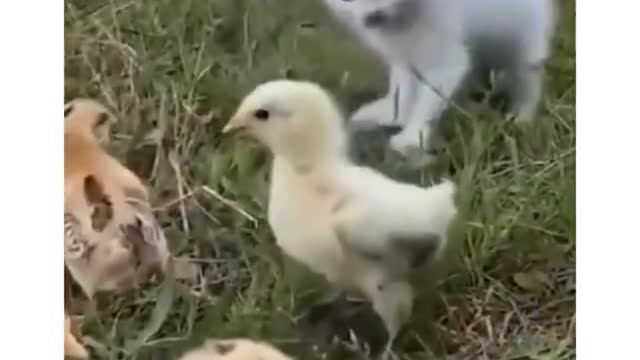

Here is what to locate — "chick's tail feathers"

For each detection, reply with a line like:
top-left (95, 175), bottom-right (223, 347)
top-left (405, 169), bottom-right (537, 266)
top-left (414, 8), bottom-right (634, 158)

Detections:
top-left (423, 178), bottom-right (457, 256)
top-left (391, 179), bottom-right (458, 266)
top-left (430, 178), bottom-right (456, 200)
top-left (424, 179), bottom-right (457, 225)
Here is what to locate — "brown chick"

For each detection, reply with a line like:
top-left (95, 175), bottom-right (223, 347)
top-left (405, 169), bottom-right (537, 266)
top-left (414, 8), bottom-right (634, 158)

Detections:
top-left (64, 313), bottom-right (88, 359)
top-left (178, 339), bottom-right (293, 360)
top-left (64, 98), bottom-right (170, 297)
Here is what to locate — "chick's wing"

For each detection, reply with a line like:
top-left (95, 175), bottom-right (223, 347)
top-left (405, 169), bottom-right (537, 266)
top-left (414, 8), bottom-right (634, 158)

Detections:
top-left (330, 165), bottom-right (450, 274)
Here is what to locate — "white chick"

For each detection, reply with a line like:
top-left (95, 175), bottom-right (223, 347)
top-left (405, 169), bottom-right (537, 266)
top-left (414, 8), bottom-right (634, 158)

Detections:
top-left (178, 339), bottom-right (293, 360)
top-left (64, 98), bottom-right (170, 297)
top-left (223, 80), bottom-right (458, 353)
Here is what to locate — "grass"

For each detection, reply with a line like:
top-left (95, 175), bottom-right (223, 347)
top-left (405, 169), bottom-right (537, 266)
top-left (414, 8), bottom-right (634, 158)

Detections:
top-left (64, 0), bottom-right (576, 359)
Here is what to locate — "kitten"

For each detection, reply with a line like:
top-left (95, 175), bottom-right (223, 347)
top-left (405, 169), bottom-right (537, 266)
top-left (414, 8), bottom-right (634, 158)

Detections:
top-left (321, 0), bottom-right (557, 156)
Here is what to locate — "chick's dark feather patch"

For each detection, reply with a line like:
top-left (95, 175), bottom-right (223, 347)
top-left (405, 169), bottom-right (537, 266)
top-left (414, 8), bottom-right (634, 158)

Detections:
top-left (121, 223), bottom-right (143, 263)
top-left (64, 212), bottom-right (85, 257)
top-left (91, 202), bottom-right (113, 232)
top-left (83, 175), bottom-right (114, 231)
top-left (64, 212), bottom-right (97, 261)
top-left (83, 175), bottom-right (106, 203)
top-left (334, 226), bottom-right (385, 263)
top-left (213, 342), bottom-right (235, 355)
top-left (391, 233), bottom-right (441, 268)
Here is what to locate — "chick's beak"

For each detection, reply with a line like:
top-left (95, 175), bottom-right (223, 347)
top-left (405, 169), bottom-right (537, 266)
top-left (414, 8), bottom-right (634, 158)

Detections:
top-left (222, 115), bottom-right (248, 135)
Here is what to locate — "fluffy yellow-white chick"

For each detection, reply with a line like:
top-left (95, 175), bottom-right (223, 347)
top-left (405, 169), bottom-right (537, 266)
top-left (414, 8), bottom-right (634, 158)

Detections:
top-left (223, 80), bottom-right (458, 351)
top-left (64, 313), bottom-right (88, 359)
top-left (64, 98), bottom-right (170, 297)
top-left (178, 339), bottom-right (293, 360)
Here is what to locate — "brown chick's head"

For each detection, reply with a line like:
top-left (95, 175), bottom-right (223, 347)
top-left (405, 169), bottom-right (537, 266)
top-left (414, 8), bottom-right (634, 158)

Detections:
top-left (64, 99), bottom-right (170, 297)
top-left (178, 339), bottom-right (293, 360)
top-left (64, 98), bottom-right (115, 144)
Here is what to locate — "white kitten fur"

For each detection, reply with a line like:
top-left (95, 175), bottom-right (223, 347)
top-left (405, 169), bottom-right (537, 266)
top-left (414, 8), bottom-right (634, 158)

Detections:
top-left (322, 0), bottom-right (557, 156)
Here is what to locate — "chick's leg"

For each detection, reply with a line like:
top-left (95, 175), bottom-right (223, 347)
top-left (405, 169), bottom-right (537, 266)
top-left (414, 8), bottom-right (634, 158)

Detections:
top-left (367, 279), bottom-right (414, 358)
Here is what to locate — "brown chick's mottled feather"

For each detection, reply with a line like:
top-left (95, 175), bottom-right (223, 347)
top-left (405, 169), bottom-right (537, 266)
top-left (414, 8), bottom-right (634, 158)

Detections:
top-left (178, 339), bottom-right (293, 360)
top-left (64, 98), bottom-right (170, 297)
top-left (64, 314), bottom-right (88, 359)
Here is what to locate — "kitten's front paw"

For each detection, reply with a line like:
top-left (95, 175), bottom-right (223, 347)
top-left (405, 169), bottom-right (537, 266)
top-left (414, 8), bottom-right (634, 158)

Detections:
top-left (389, 131), bottom-right (422, 157)
top-left (350, 99), bottom-right (395, 130)
top-left (505, 104), bottom-right (537, 123)
top-left (389, 129), bottom-right (437, 166)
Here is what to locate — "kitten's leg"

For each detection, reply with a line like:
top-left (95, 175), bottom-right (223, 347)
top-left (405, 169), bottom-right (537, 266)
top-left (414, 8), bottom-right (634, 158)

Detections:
top-left (350, 64), bottom-right (417, 129)
top-left (503, 63), bottom-right (544, 122)
top-left (389, 51), bottom-right (470, 156)
top-left (392, 65), bottom-right (420, 127)
top-left (504, 7), bottom-right (554, 123)
top-left (467, 62), bottom-right (494, 104)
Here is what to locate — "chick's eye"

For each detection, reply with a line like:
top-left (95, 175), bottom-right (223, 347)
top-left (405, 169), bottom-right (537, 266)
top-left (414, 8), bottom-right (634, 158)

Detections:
top-left (254, 109), bottom-right (270, 121)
